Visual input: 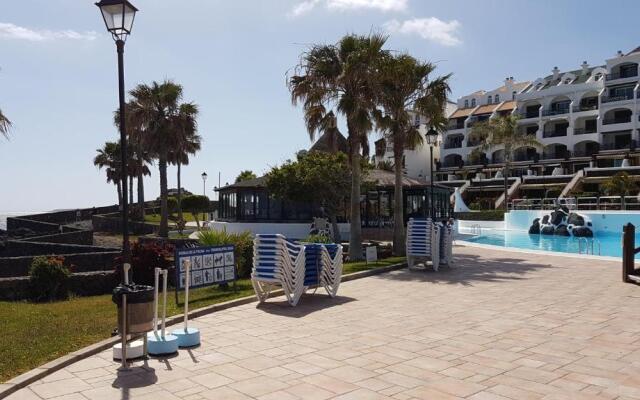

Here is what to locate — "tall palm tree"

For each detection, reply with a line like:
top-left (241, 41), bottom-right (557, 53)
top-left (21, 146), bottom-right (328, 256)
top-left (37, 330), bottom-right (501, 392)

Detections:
top-left (115, 104), bottom-right (154, 219)
top-left (94, 141), bottom-right (123, 207)
top-left (0, 109), bottom-right (11, 139)
top-left (128, 80), bottom-right (198, 237)
top-left (289, 33), bottom-right (388, 260)
top-left (468, 115), bottom-right (542, 209)
top-left (375, 53), bottom-right (451, 255)
top-left (169, 103), bottom-right (202, 225)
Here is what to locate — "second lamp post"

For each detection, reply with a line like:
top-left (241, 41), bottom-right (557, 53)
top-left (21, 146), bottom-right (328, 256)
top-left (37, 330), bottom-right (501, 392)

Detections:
top-left (426, 127), bottom-right (439, 220)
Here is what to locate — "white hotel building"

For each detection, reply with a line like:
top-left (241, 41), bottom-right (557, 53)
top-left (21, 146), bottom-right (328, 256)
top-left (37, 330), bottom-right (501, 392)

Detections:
top-left (431, 47), bottom-right (640, 207)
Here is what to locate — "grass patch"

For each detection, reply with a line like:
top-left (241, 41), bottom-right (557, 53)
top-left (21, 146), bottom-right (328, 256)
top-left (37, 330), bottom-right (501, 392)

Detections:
top-left (0, 256), bottom-right (405, 382)
top-left (144, 213), bottom-right (201, 225)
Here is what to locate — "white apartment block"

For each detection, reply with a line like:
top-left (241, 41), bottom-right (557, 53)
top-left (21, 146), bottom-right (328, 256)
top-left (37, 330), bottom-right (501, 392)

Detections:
top-left (440, 47), bottom-right (640, 178)
top-left (374, 102), bottom-right (457, 180)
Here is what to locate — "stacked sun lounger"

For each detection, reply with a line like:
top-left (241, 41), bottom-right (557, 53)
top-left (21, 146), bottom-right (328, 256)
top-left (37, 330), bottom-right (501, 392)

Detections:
top-left (406, 218), bottom-right (440, 271)
top-left (319, 243), bottom-right (343, 297)
top-left (252, 235), bottom-right (343, 306)
top-left (252, 234), bottom-right (306, 306)
top-left (438, 222), bottom-right (454, 266)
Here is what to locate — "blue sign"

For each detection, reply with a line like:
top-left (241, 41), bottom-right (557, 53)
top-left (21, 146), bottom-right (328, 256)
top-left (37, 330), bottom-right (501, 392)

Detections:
top-left (175, 245), bottom-right (236, 290)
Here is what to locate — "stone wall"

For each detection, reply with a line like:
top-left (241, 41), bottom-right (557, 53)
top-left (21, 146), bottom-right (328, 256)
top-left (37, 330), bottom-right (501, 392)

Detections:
top-left (92, 213), bottom-right (157, 235)
top-left (0, 271), bottom-right (117, 301)
top-left (25, 230), bottom-right (94, 246)
top-left (0, 250), bottom-right (119, 278)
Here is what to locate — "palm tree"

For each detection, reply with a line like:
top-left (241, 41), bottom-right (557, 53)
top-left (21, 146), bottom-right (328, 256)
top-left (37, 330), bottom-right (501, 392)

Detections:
top-left (0, 109), bottom-right (11, 139)
top-left (128, 81), bottom-right (182, 237)
top-left (602, 172), bottom-right (638, 196)
top-left (468, 115), bottom-right (542, 209)
top-left (169, 103), bottom-right (202, 226)
top-left (289, 33), bottom-right (388, 260)
top-left (235, 170), bottom-right (257, 183)
top-left (375, 53), bottom-right (451, 255)
top-left (94, 141), bottom-right (123, 207)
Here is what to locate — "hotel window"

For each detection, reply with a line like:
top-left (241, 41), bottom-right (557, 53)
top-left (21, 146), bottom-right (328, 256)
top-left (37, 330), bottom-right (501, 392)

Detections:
top-left (495, 94), bottom-right (500, 103)
top-left (512, 91), bottom-right (516, 100)
top-left (594, 73), bottom-right (603, 81)
top-left (464, 99), bottom-right (469, 108)
top-left (471, 98), bottom-right (476, 107)
top-left (487, 95), bottom-right (492, 104)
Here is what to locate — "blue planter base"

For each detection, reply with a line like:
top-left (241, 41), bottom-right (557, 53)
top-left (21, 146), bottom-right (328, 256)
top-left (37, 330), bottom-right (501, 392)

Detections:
top-left (147, 332), bottom-right (179, 356)
top-left (171, 327), bottom-right (200, 348)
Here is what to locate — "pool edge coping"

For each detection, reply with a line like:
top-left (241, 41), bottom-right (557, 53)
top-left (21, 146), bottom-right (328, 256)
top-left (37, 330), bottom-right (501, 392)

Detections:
top-left (457, 239), bottom-right (621, 262)
top-left (0, 260), bottom-right (407, 399)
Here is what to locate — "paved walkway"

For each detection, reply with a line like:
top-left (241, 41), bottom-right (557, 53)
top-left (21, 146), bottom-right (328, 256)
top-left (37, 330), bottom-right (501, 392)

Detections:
top-left (8, 245), bottom-right (640, 400)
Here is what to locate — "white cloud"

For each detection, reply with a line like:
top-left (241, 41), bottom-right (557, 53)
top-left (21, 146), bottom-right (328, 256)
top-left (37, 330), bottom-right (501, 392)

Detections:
top-left (288, 0), bottom-right (407, 18)
top-left (0, 22), bottom-right (98, 42)
top-left (384, 17), bottom-right (461, 46)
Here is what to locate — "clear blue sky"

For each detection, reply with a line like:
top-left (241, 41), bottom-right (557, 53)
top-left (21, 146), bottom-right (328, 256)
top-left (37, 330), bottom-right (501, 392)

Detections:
top-left (1, 0), bottom-right (639, 212)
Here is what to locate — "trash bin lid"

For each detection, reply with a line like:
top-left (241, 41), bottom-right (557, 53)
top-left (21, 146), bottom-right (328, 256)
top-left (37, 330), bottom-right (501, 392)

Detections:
top-left (112, 284), bottom-right (154, 305)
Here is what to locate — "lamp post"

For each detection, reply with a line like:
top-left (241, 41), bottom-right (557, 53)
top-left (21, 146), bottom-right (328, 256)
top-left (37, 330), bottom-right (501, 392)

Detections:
top-left (201, 172), bottom-right (208, 221)
top-left (96, 0), bottom-right (138, 262)
top-left (426, 127), bottom-right (439, 220)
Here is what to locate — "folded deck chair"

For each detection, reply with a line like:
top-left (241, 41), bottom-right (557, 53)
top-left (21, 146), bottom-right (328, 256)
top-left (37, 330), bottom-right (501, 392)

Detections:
top-left (252, 234), bottom-right (306, 306)
top-left (406, 218), bottom-right (440, 271)
top-left (438, 223), bottom-right (454, 266)
top-left (319, 243), bottom-right (343, 297)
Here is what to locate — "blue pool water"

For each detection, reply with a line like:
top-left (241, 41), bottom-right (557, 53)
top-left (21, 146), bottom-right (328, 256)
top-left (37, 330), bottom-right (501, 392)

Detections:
top-left (463, 230), bottom-right (640, 258)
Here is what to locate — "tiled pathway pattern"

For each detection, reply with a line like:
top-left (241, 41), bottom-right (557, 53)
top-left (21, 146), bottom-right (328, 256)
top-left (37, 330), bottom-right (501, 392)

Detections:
top-left (8, 245), bottom-right (640, 399)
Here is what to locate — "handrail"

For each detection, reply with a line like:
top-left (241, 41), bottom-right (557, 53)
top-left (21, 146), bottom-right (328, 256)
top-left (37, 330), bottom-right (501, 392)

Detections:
top-left (509, 195), bottom-right (640, 211)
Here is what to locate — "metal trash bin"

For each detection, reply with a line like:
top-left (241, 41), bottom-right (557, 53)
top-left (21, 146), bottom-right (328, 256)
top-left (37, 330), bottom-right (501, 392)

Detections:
top-left (112, 284), bottom-right (154, 334)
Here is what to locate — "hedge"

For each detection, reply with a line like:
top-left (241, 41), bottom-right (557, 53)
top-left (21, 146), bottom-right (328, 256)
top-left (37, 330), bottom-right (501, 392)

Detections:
top-left (454, 210), bottom-right (506, 221)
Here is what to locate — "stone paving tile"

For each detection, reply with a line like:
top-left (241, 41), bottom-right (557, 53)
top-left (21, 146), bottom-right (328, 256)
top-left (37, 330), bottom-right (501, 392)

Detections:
top-left (10, 245), bottom-right (640, 399)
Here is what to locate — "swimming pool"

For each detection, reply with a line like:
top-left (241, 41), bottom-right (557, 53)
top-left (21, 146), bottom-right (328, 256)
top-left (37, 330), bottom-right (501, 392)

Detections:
top-left (462, 230), bottom-right (638, 258)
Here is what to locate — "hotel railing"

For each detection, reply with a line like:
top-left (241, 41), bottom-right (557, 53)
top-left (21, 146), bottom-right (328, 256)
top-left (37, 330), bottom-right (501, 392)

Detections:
top-left (517, 111), bottom-right (540, 119)
top-left (606, 71), bottom-right (638, 81)
top-left (601, 93), bottom-right (634, 103)
top-left (602, 118), bottom-right (631, 125)
top-left (510, 196), bottom-right (640, 211)
top-left (573, 128), bottom-right (597, 135)
top-left (543, 130), bottom-right (568, 138)
top-left (572, 105), bottom-right (598, 112)
top-left (541, 108), bottom-right (570, 117)
top-left (443, 142), bottom-right (462, 149)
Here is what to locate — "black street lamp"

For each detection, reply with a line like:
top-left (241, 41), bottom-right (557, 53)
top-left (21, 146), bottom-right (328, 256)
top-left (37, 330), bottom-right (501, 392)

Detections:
top-left (426, 127), bottom-right (439, 220)
top-left (96, 0), bottom-right (138, 262)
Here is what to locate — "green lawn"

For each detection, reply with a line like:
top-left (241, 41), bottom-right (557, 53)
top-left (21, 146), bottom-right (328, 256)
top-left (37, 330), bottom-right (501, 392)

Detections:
top-left (0, 256), bottom-right (404, 382)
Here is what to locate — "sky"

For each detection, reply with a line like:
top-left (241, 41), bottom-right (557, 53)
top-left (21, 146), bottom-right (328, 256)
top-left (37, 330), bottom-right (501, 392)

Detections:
top-left (1, 0), bottom-right (639, 212)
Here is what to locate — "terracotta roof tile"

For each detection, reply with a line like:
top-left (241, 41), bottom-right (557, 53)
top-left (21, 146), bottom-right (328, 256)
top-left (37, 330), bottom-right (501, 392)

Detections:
top-left (449, 108), bottom-right (474, 119)
top-left (472, 104), bottom-right (498, 115)
top-left (497, 100), bottom-right (517, 112)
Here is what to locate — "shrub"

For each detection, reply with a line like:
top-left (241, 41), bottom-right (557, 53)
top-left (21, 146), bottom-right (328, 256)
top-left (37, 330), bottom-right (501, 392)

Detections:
top-left (166, 196), bottom-right (178, 214)
top-left (198, 229), bottom-right (253, 278)
top-left (303, 234), bottom-right (332, 243)
top-left (29, 256), bottom-right (71, 302)
top-left (115, 241), bottom-right (175, 286)
top-left (455, 210), bottom-right (505, 221)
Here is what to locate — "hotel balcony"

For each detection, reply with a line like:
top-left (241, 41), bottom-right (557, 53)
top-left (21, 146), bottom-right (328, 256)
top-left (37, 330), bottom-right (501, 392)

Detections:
top-left (573, 127), bottom-right (598, 135)
top-left (447, 121), bottom-right (465, 130)
top-left (543, 128), bottom-right (568, 138)
top-left (603, 117), bottom-right (632, 125)
top-left (600, 141), bottom-right (635, 152)
top-left (605, 70), bottom-right (638, 81)
top-left (601, 92), bottom-right (634, 103)
top-left (572, 104), bottom-right (598, 113)
top-left (443, 141), bottom-right (463, 149)
top-left (541, 108), bottom-right (570, 117)
top-left (516, 111), bottom-right (539, 119)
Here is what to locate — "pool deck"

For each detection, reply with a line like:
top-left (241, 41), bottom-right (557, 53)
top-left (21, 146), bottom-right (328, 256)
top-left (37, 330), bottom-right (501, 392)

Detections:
top-left (7, 244), bottom-right (640, 400)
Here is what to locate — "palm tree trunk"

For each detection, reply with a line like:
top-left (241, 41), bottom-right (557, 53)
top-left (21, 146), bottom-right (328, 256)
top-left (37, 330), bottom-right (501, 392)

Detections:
top-left (137, 171), bottom-right (145, 220)
top-left (392, 147), bottom-right (405, 256)
top-left (349, 145), bottom-right (364, 261)
top-left (328, 209), bottom-right (341, 243)
top-left (503, 164), bottom-right (509, 211)
top-left (177, 162), bottom-right (183, 224)
top-left (129, 175), bottom-right (134, 207)
top-left (116, 181), bottom-right (122, 210)
top-left (159, 154), bottom-right (169, 238)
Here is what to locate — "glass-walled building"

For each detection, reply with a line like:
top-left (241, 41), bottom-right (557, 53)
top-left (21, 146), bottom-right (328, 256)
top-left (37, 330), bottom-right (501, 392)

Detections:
top-left (217, 170), bottom-right (452, 226)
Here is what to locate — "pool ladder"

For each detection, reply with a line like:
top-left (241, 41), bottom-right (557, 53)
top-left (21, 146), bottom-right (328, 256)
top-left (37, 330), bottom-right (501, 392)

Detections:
top-left (578, 237), bottom-right (601, 256)
top-left (470, 224), bottom-right (482, 235)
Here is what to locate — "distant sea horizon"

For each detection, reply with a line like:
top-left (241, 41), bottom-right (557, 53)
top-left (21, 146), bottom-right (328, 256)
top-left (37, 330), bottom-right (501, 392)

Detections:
top-left (0, 211), bottom-right (44, 230)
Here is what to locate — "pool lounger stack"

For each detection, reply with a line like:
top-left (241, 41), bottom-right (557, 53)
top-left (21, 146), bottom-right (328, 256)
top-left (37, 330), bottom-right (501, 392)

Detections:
top-left (253, 235), bottom-right (343, 306)
top-left (406, 218), bottom-right (440, 271)
top-left (252, 234), bottom-right (306, 306)
top-left (438, 222), bottom-right (454, 266)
